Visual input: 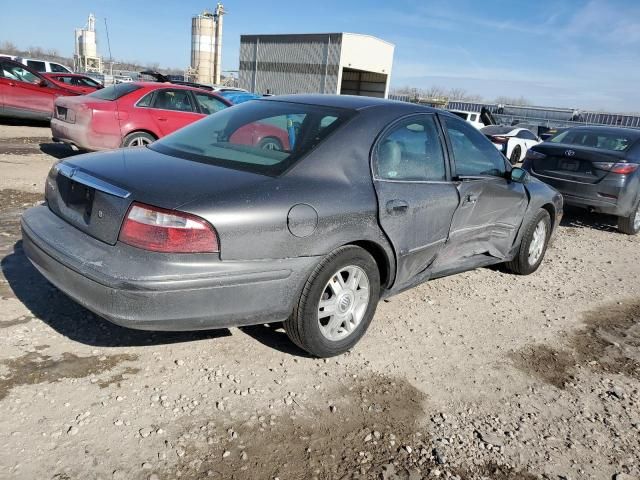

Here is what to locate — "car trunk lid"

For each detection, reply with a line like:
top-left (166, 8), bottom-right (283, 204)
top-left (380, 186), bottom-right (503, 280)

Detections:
top-left (45, 147), bottom-right (271, 245)
top-left (529, 143), bottom-right (628, 185)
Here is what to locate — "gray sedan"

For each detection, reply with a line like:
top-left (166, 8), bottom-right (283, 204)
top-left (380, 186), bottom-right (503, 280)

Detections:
top-left (21, 95), bottom-right (563, 357)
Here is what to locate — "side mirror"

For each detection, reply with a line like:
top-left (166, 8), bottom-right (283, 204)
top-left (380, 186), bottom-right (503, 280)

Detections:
top-left (510, 167), bottom-right (529, 184)
top-left (38, 79), bottom-right (47, 87)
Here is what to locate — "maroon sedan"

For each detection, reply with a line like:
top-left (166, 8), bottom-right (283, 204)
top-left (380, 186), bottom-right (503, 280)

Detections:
top-left (51, 82), bottom-right (289, 151)
top-left (43, 73), bottom-right (103, 95)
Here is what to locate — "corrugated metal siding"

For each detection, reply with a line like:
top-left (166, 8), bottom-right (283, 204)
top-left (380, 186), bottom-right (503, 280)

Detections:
top-left (239, 34), bottom-right (342, 94)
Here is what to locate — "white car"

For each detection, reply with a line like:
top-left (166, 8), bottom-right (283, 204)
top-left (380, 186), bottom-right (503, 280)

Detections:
top-left (2, 55), bottom-right (73, 74)
top-left (447, 109), bottom-right (486, 129)
top-left (481, 125), bottom-right (541, 164)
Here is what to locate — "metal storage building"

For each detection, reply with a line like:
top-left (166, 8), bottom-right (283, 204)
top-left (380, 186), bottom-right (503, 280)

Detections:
top-left (239, 33), bottom-right (394, 98)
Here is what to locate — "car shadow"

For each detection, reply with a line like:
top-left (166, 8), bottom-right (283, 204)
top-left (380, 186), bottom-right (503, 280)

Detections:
top-left (1, 241), bottom-right (230, 348)
top-left (560, 206), bottom-right (619, 233)
top-left (0, 118), bottom-right (50, 128)
top-left (240, 324), bottom-right (313, 358)
top-left (38, 142), bottom-right (81, 159)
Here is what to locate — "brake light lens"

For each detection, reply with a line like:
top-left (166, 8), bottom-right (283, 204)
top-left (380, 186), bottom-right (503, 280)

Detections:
top-left (490, 136), bottom-right (508, 144)
top-left (592, 162), bottom-right (639, 175)
top-left (119, 202), bottom-right (219, 253)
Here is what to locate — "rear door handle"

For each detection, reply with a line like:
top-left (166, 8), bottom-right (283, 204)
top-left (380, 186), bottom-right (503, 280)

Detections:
top-left (386, 199), bottom-right (409, 215)
top-left (156, 117), bottom-right (168, 122)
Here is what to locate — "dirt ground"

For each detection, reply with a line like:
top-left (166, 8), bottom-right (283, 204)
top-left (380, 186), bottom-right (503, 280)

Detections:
top-left (0, 121), bottom-right (639, 480)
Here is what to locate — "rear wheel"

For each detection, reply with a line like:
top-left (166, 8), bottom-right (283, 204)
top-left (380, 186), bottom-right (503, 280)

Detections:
top-left (510, 145), bottom-right (522, 165)
top-left (284, 246), bottom-right (380, 357)
top-left (122, 131), bottom-right (156, 148)
top-left (505, 209), bottom-right (551, 275)
top-left (258, 136), bottom-right (283, 151)
top-left (618, 201), bottom-right (640, 235)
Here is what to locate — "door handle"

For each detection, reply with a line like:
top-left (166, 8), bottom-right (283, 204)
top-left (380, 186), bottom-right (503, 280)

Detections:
top-left (463, 194), bottom-right (478, 205)
top-left (386, 199), bottom-right (409, 215)
top-left (8, 82), bottom-right (16, 87)
top-left (156, 117), bottom-right (168, 122)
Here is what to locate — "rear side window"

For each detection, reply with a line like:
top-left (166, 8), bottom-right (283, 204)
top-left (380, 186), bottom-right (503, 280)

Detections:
top-left (88, 83), bottom-right (141, 100)
top-left (443, 116), bottom-right (506, 177)
top-left (551, 129), bottom-right (635, 152)
top-left (26, 60), bottom-right (46, 72)
top-left (517, 130), bottom-right (537, 140)
top-left (50, 63), bottom-right (69, 73)
top-left (375, 116), bottom-right (446, 181)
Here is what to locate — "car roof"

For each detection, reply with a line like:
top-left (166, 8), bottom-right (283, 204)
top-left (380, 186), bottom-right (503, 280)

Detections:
top-left (260, 94), bottom-right (437, 112)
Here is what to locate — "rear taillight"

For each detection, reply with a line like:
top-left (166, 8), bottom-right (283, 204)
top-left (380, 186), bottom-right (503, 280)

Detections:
top-left (119, 202), bottom-right (219, 253)
top-left (592, 162), bottom-right (639, 175)
top-left (525, 150), bottom-right (547, 161)
top-left (491, 136), bottom-right (508, 144)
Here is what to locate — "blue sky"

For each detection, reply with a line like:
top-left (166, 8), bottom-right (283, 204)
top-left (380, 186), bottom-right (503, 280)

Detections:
top-left (3, 0), bottom-right (640, 112)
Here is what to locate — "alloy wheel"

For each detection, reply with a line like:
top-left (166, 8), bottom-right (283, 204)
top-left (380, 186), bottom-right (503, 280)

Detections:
top-left (527, 220), bottom-right (547, 265)
top-left (317, 265), bottom-right (370, 341)
top-left (130, 137), bottom-right (152, 147)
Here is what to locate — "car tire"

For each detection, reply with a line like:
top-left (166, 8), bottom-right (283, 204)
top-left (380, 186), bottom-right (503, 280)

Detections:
top-left (618, 201), bottom-right (640, 235)
top-left (510, 145), bottom-right (522, 165)
top-left (505, 208), bottom-right (551, 275)
top-left (258, 137), bottom-right (283, 151)
top-left (284, 245), bottom-right (380, 357)
top-left (122, 132), bottom-right (156, 148)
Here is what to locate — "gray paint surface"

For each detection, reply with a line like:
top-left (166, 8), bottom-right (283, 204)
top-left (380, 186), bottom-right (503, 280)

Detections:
top-left (22, 95), bottom-right (562, 331)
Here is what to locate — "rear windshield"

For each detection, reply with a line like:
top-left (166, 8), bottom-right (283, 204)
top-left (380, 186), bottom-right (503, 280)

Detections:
top-left (551, 129), bottom-right (637, 152)
top-left (88, 83), bottom-right (140, 100)
top-left (150, 100), bottom-right (355, 176)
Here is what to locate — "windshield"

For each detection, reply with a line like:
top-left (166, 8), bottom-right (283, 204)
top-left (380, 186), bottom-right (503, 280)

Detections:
top-left (550, 129), bottom-right (637, 152)
top-left (150, 100), bottom-right (355, 176)
top-left (88, 83), bottom-right (140, 100)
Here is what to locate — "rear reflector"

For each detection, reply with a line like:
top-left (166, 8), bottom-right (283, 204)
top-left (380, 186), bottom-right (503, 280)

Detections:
top-left (119, 202), bottom-right (219, 253)
top-left (592, 162), bottom-right (639, 174)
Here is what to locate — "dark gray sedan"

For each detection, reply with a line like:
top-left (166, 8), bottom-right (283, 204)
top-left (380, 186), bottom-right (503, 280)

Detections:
top-left (21, 95), bottom-right (562, 357)
top-left (523, 126), bottom-right (640, 234)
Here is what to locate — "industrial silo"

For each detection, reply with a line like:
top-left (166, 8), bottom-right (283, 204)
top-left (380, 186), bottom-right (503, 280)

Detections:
top-left (191, 11), bottom-right (216, 85)
top-left (190, 4), bottom-right (225, 85)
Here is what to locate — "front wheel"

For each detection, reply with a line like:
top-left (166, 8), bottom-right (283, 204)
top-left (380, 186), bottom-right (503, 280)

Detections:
top-left (284, 246), bottom-right (380, 357)
top-left (618, 201), bottom-right (640, 235)
top-left (505, 209), bottom-right (551, 275)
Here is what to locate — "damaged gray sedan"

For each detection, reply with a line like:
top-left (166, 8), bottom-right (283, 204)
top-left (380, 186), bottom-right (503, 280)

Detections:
top-left (21, 95), bottom-right (562, 357)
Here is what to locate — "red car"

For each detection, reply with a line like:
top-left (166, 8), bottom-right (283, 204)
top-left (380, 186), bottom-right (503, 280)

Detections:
top-left (0, 58), bottom-right (80, 120)
top-left (43, 73), bottom-right (103, 95)
top-left (51, 82), bottom-right (291, 151)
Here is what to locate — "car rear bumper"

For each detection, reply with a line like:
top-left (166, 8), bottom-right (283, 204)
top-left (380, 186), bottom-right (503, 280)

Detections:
top-left (21, 205), bottom-right (319, 331)
top-left (51, 118), bottom-right (121, 151)
top-left (529, 171), bottom-right (636, 217)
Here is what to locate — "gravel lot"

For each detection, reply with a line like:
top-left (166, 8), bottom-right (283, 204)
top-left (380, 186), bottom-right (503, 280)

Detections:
top-left (0, 121), bottom-right (639, 480)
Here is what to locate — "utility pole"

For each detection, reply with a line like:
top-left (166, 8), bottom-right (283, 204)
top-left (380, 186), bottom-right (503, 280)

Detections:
top-left (104, 17), bottom-right (113, 75)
